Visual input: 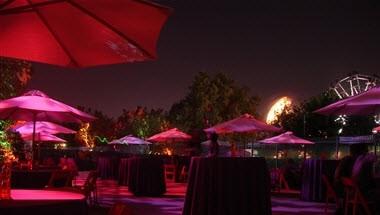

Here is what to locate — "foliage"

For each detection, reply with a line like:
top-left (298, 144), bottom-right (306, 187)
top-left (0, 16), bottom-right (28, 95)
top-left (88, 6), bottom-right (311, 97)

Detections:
top-left (0, 57), bottom-right (32, 100)
top-left (115, 107), bottom-right (170, 139)
top-left (169, 72), bottom-right (260, 135)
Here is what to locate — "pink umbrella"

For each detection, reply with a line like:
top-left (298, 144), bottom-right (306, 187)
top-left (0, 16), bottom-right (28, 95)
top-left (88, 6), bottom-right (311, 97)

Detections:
top-left (259, 131), bottom-right (314, 145)
top-left (260, 131), bottom-right (314, 168)
top-left (0, 0), bottom-right (171, 67)
top-left (315, 87), bottom-right (380, 116)
top-left (0, 90), bottom-right (95, 163)
top-left (204, 113), bottom-right (282, 134)
top-left (11, 121), bottom-right (76, 135)
top-left (22, 132), bottom-right (67, 143)
top-left (372, 126), bottom-right (380, 133)
top-left (147, 128), bottom-right (192, 143)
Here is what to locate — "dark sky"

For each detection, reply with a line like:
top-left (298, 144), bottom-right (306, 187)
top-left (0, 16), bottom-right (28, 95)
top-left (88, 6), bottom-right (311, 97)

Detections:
top-left (28, 0), bottom-right (380, 118)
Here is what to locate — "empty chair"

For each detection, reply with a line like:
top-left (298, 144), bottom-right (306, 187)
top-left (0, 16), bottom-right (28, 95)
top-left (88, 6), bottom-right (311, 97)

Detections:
top-left (342, 177), bottom-right (373, 215)
top-left (72, 170), bottom-right (98, 206)
top-left (179, 165), bottom-right (188, 182)
top-left (164, 164), bottom-right (176, 183)
top-left (322, 174), bottom-right (339, 215)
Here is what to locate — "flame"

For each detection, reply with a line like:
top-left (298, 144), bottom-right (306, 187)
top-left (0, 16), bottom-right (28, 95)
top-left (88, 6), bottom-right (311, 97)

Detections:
top-left (163, 148), bottom-right (172, 156)
top-left (266, 96), bottom-right (292, 124)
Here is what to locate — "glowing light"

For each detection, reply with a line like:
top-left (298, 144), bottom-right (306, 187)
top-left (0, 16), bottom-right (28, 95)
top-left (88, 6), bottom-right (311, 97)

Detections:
top-left (163, 148), bottom-right (172, 156)
top-left (77, 123), bottom-right (94, 148)
top-left (266, 97), bottom-right (292, 124)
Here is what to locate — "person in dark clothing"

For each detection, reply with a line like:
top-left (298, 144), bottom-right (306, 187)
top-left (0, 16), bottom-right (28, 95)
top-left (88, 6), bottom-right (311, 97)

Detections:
top-left (208, 132), bottom-right (219, 157)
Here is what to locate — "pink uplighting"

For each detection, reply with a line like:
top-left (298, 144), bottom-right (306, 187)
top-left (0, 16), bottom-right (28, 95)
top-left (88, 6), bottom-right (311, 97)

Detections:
top-left (11, 189), bottom-right (85, 200)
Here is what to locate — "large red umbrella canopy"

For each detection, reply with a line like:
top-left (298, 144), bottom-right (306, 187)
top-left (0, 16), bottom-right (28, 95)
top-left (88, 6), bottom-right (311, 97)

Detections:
top-left (315, 87), bottom-right (380, 116)
top-left (259, 131), bottom-right (314, 145)
top-left (11, 121), bottom-right (76, 135)
top-left (0, 0), bottom-right (171, 67)
top-left (147, 128), bottom-right (192, 143)
top-left (0, 90), bottom-right (95, 123)
top-left (204, 113), bottom-right (282, 134)
top-left (22, 132), bottom-right (66, 143)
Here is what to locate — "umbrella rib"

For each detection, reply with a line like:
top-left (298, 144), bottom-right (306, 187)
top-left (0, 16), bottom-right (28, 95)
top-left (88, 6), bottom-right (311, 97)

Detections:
top-left (0, 0), bottom-right (64, 15)
top-left (66, 0), bottom-right (154, 60)
top-left (25, 0), bottom-right (80, 67)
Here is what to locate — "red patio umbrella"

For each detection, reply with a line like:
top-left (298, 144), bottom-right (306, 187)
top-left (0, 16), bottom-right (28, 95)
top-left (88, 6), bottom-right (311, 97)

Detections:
top-left (0, 0), bottom-right (171, 67)
top-left (259, 131), bottom-right (314, 167)
top-left (22, 132), bottom-right (67, 143)
top-left (147, 128), bottom-right (192, 143)
top-left (0, 90), bottom-right (95, 163)
top-left (204, 113), bottom-right (282, 134)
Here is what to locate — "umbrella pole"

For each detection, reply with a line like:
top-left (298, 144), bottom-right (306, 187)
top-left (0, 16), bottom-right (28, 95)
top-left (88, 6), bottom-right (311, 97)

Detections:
top-left (335, 136), bottom-right (339, 160)
top-left (303, 145), bottom-right (307, 161)
top-left (275, 144), bottom-right (278, 169)
top-left (31, 113), bottom-right (36, 169)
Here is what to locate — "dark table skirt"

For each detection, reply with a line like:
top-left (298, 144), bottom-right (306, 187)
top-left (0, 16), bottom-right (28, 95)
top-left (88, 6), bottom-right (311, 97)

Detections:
top-left (118, 158), bottom-right (129, 186)
top-left (11, 170), bottom-right (53, 188)
top-left (127, 156), bottom-right (166, 196)
top-left (182, 157), bottom-right (272, 215)
top-left (97, 156), bottom-right (119, 179)
top-left (301, 159), bottom-right (339, 202)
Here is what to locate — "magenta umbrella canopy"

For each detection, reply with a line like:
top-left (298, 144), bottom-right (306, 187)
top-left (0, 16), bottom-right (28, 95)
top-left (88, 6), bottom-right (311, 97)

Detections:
top-left (315, 87), bottom-right (380, 116)
top-left (259, 131), bottom-right (314, 145)
top-left (22, 132), bottom-right (66, 143)
top-left (147, 128), bottom-right (192, 143)
top-left (0, 0), bottom-right (171, 67)
top-left (11, 121), bottom-right (76, 135)
top-left (204, 113), bottom-right (282, 134)
top-left (0, 90), bottom-right (95, 123)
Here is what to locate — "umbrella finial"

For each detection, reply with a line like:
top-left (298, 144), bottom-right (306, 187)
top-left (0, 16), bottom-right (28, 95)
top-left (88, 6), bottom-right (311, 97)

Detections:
top-left (23, 90), bottom-right (49, 98)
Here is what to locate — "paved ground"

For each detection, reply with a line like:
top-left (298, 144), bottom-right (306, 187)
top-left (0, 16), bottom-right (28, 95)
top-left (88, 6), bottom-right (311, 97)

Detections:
top-left (75, 172), bottom-right (335, 215)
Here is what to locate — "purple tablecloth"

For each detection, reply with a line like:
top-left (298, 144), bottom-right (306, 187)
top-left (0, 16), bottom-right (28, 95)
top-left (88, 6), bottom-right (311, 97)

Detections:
top-left (127, 156), bottom-right (166, 196)
top-left (182, 157), bottom-right (272, 215)
top-left (301, 159), bottom-right (339, 202)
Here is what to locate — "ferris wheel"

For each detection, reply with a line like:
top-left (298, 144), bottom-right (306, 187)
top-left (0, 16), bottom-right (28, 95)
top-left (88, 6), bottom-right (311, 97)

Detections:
top-left (332, 73), bottom-right (379, 99)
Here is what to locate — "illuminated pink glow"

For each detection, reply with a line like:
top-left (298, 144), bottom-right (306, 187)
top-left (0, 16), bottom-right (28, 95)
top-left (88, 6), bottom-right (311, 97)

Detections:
top-left (21, 132), bottom-right (67, 142)
top-left (204, 113), bottom-right (282, 134)
top-left (11, 189), bottom-right (85, 200)
top-left (147, 128), bottom-right (192, 142)
top-left (11, 121), bottom-right (76, 135)
top-left (0, 90), bottom-right (95, 123)
top-left (259, 131), bottom-right (314, 145)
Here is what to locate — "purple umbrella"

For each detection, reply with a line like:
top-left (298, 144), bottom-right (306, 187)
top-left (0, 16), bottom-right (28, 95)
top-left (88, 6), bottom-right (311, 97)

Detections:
top-left (11, 121), bottom-right (76, 135)
top-left (22, 132), bottom-right (67, 143)
top-left (0, 90), bottom-right (95, 163)
top-left (315, 87), bottom-right (380, 116)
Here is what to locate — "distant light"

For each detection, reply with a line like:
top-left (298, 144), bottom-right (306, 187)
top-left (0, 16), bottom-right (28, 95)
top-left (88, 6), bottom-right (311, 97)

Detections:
top-left (266, 96), bottom-right (292, 124)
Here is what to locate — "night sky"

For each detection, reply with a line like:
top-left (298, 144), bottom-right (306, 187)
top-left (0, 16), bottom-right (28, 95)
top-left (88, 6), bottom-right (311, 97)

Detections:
top-left (28, 0), bottom-right (380, 118)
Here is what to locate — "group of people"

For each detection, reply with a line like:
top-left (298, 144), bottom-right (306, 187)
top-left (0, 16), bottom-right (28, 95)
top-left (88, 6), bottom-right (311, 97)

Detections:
top-left (334, 143), bottom-right (378, 214)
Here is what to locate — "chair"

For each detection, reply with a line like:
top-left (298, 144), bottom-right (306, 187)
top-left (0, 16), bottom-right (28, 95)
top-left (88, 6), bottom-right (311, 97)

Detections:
top-left (322, 174), bottom-right (339, 215)
top-left (108, 202), bottom-right (135, 215)
top-left (270, 168), bottom-right (290, 191)
top-left (73, 170), bottom-right (98, 206)
top-left (46, 170), bottom-right (73, 188)
top-left (179, 165), bottom-right (188, 182)
top-left (342, 177), bottom-right (373, 215)
top-left (164, 164), bottom-right (176, 183)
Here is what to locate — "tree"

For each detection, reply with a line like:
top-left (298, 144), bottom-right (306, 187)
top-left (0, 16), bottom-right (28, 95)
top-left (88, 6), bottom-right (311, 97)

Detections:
top-left (169, 72), bottom-right (260, 135)
top-left (0, 57), bottom-right (32, 99)
top-left (115, 107), bottom-right (169, 139)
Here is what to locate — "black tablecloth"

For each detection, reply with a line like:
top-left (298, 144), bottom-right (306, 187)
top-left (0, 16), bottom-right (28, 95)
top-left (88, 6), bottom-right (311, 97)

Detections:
top-left (11, 170), bottom-right (53, 188)
top-left (118, 158), bottom-right (129, 186)
top-left (182, 157), bottom-right (272, 215)
top-left (127, 156), bottom-right (166, 196)
top-left (97, 156), bottom-right (119, 179)
top-left (301, 159), bottom-right (339, 202)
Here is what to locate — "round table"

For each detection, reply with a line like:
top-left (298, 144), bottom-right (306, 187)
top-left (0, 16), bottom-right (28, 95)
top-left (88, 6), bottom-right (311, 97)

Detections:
top-left (97, 156), bottom-right (119, 179)
top-left (301, 159), bottom-right (339, 202)
top-left (0, 189), bottom-right (87, 215)
top-left (182, 157), bottom-right (272, 215)
top-left (127, 156), bottom-right (166, 196)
